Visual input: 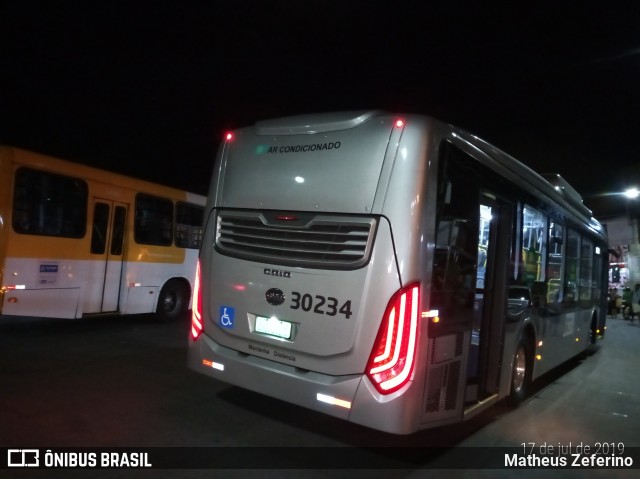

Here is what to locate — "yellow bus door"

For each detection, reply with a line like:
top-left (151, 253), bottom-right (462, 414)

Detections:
top-left (85, 199), bottom-right (128, 314)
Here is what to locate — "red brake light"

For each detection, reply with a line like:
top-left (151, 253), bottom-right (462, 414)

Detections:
top-left (190, 260), bottom-right (203, 340)
top-left (225, 132), bottom-right (234, 141)
top-left (395, 119), bottom-right (405, 128)
top-left (366, 283), bottom-right (420, 394)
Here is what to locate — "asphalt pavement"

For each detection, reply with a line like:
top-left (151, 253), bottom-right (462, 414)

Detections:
top-left (1, 311), bottom-right (639, 478)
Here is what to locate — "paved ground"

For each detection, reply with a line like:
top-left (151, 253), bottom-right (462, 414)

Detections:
top-left (0, 312), bottom-right (638, 478)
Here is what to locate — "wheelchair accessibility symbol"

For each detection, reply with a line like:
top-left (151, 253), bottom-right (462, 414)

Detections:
top-left (219, 306), bottom-right (235, 329)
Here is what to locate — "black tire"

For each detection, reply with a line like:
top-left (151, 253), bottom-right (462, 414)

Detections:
top-left (589, 316), bottom-right (598, 345)
top-left (508, 338), bottom-right (532, 407)
top-left (156, 279), bottom-right (189, 322)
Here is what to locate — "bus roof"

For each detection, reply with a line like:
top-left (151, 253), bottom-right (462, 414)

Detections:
top-left (0, 145), bottom-right (206, 203)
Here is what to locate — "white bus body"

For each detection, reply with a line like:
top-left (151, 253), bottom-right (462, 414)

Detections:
top-left (188, 111), bottom-right (608, 434)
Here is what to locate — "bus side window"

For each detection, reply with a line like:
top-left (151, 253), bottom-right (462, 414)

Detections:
top-left (431, 142), bottom-right (480, 320)
top-left (565, 228), bottom-right (580, 304)
top-left (12, 167), bottom-right (87, 238)
top-left (579, 237), bottom-right (594, 306)
top-left (433, 219), bottom-right (476, 310)
top-left (134, 193), bottom-right (173, 246)
top-left (175, 202), bottom-right (204, 249)
top-left (521, 206), bottom-right (546, 288)
top-left (547, 220), bottom-right (563, 304)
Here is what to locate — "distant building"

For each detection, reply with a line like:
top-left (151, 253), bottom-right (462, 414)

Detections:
top-left (602, 215), bottom-right (640, 288)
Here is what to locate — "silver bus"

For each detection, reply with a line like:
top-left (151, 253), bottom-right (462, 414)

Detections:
top-left (188, 111), bottom-right (608, 434)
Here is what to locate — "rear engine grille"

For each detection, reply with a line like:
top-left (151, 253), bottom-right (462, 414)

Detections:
top-left (215, 210), bottom-right (377, 269)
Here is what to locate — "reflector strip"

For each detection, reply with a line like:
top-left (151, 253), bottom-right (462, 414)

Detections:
top-left (202, 359), bottom-right (224, 371)
top-left (316, 393), bottom-right (351, 409)
top-left (5, 285), bottom-right (26, 290)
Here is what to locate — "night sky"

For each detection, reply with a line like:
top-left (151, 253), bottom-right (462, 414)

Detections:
top-left (2, 2), bottom-right (639, 217)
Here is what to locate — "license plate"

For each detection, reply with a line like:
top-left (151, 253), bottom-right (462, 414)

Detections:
top-left (255, 315), bottom-right (292, 340)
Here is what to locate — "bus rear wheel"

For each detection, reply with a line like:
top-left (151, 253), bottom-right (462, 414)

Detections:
top-left (157, 279), bottom-right (189, 322)
top-left (508, 339), bottom-right (532, 406)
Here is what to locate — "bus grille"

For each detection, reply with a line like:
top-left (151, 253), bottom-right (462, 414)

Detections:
top-left (215, 210), bottom-right (377, 269)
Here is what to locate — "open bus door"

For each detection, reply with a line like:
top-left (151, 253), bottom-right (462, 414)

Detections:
top-left (424, 144), bottom-right (513, 425)
top-left (466, 194), bottom-right (513, 405)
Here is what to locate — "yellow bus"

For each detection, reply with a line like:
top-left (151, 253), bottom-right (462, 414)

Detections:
top-left (0, 146), bottom-right (205, 321)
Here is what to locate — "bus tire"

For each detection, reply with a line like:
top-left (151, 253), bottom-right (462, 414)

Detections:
top-left (589, 315), bottom-right (598, 345)
top-left (508, 338), bottom-right (532, 407)
top-left (157, 279), bottom-right (189, 322)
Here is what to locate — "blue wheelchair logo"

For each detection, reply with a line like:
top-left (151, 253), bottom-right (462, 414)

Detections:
top-left (219, 306), bottom-right (235, 329)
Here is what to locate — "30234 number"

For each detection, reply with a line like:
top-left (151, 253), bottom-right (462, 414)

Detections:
top-left (290, 291), bottom-right (353, 319)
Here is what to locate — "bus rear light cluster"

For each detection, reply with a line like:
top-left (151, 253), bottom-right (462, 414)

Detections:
top-left (190, 260), bottom-right (203, 340)
top-left (366, 283), bottom-right (420, 394)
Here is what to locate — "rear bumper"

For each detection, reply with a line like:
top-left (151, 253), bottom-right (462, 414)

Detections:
top-left (188, 333), bottom-right (362, 421)
top-left (188, 333), bottom-right (422, 434)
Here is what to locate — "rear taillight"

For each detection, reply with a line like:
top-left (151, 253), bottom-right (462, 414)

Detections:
top-left (366, 283), bottom-right (420, 394)
top-left (190, 260), bottom-right (203, 340)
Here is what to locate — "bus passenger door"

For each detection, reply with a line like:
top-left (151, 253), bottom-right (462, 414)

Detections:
top-left (84, 199), bottom-right (128, 314)
top-left (425, 143), bottom-right (513, 425)
top-left (466, 194), bottom-right (513, 403)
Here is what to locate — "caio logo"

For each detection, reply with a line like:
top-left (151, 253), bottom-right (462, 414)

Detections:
top-left (265, 288), bottom-right (286, 306)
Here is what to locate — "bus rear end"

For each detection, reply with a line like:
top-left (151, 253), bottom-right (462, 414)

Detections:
top-left (188, 111), bottom-right (433, 434)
